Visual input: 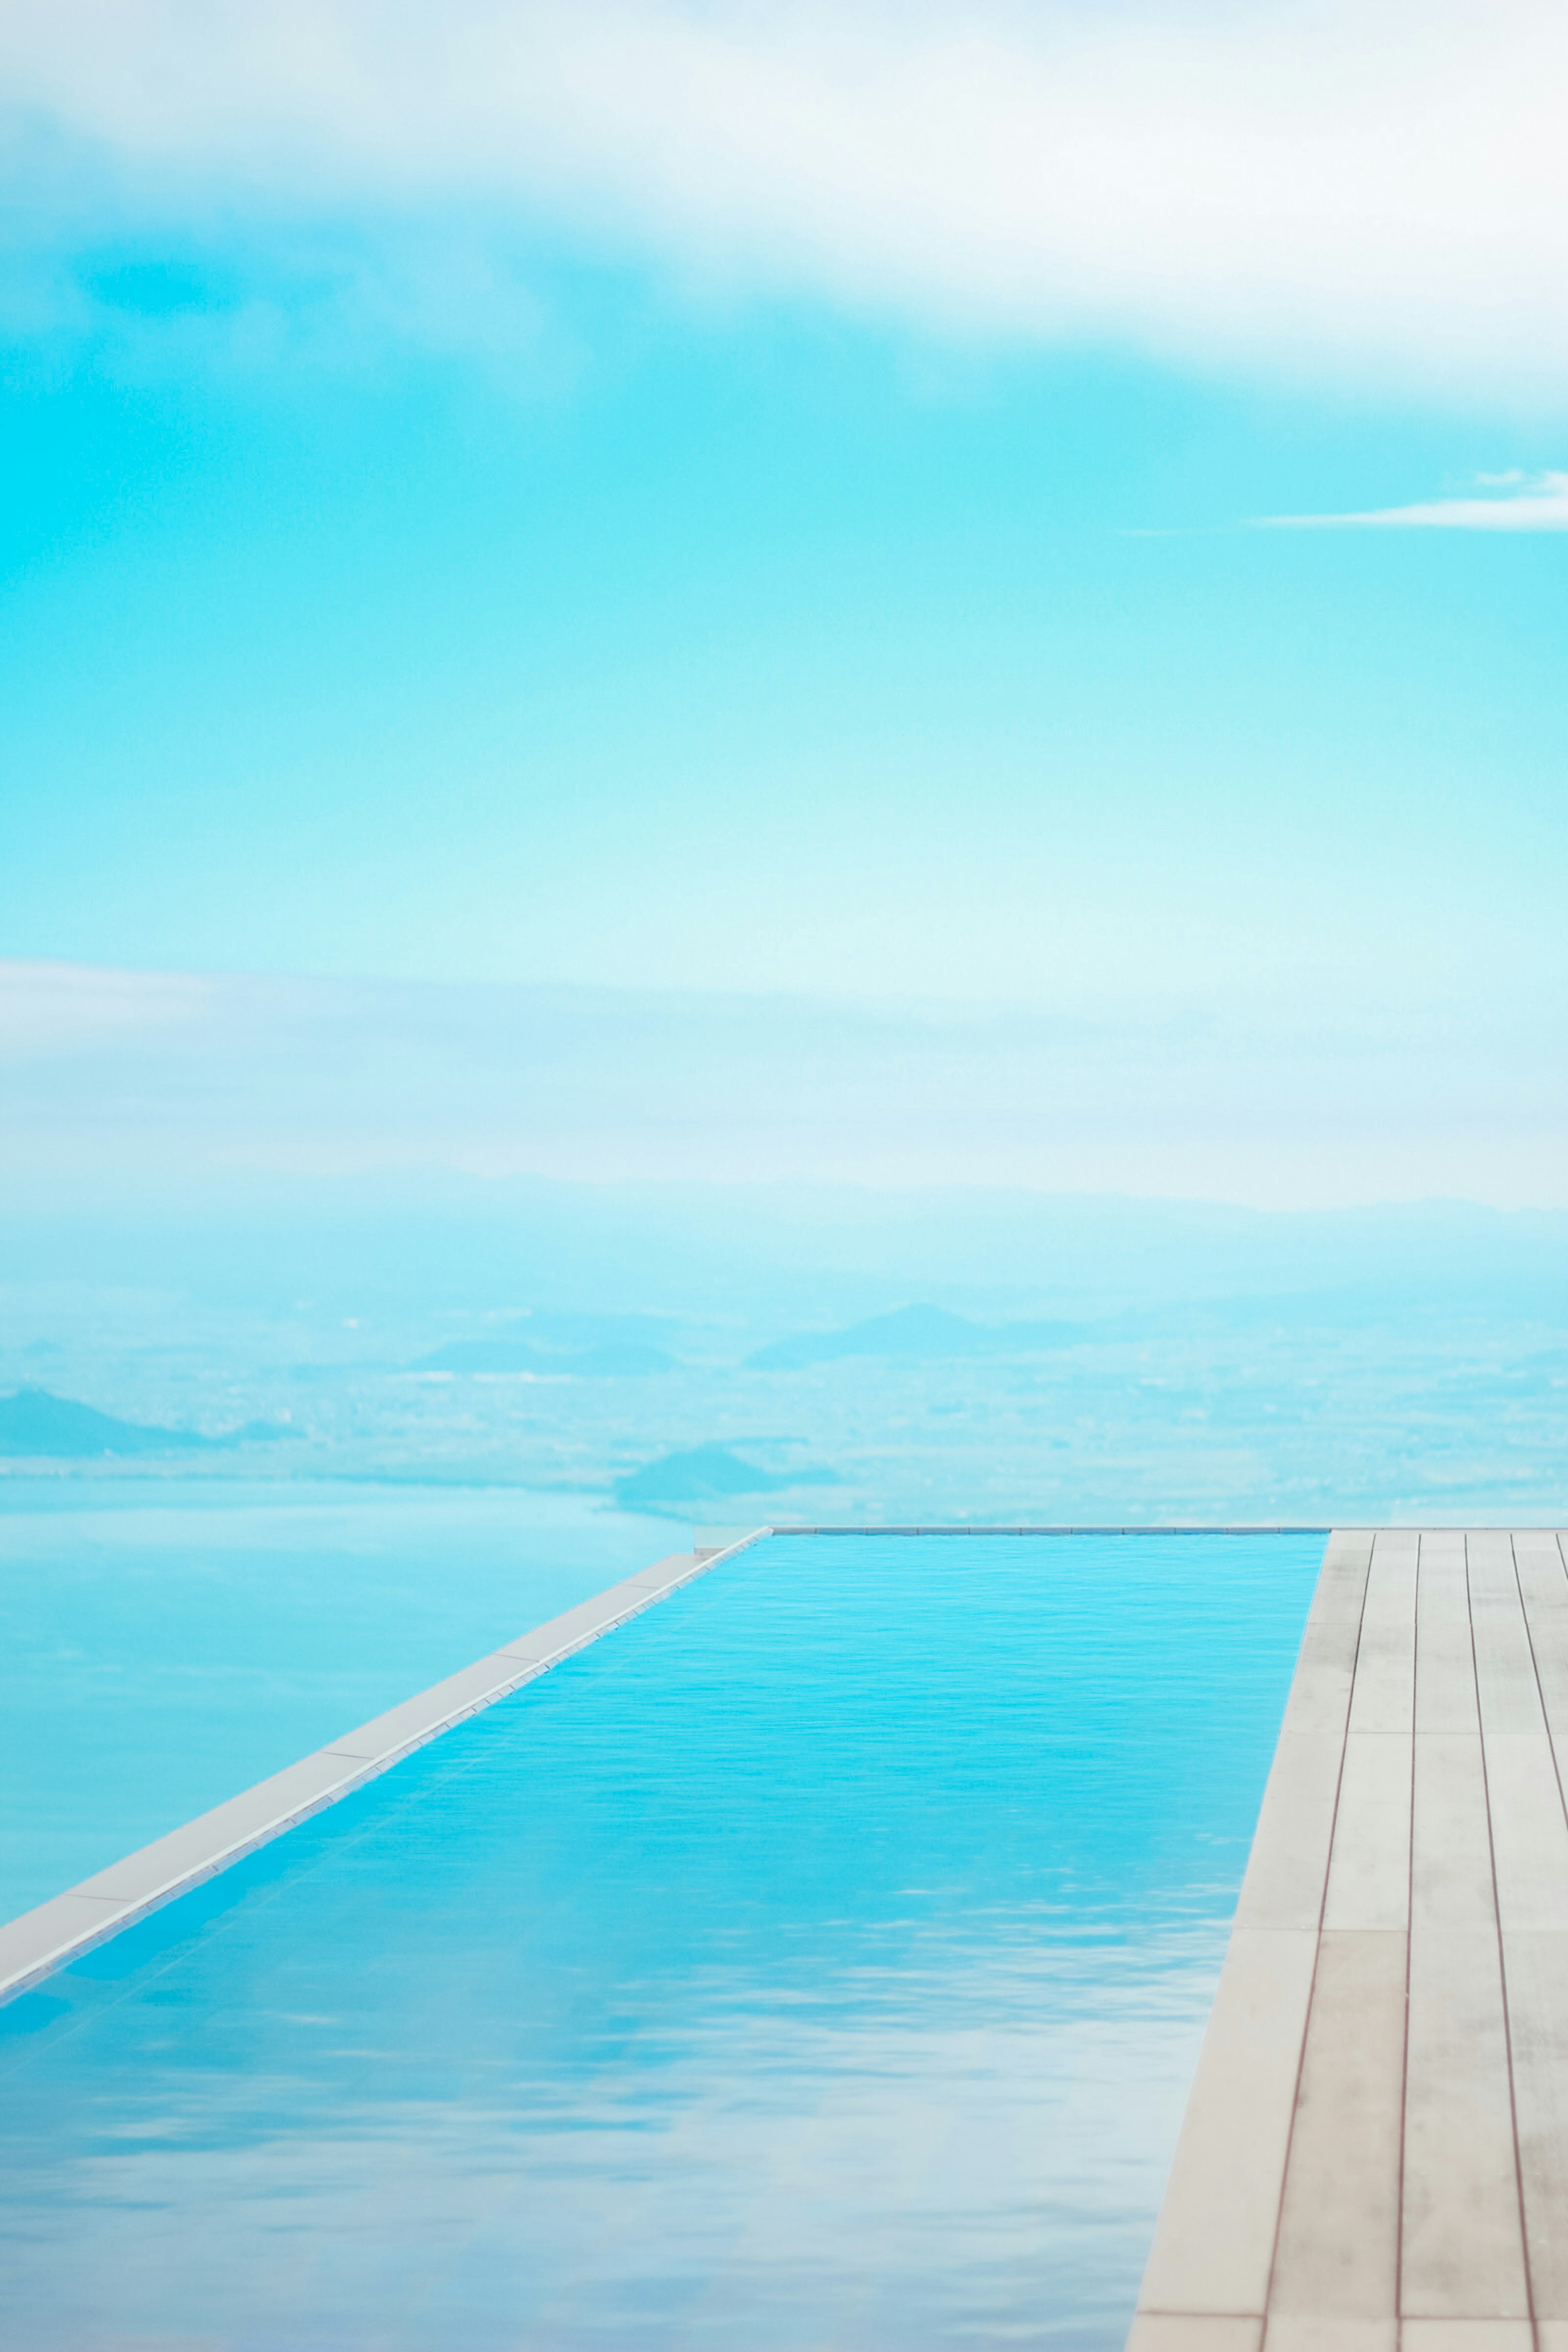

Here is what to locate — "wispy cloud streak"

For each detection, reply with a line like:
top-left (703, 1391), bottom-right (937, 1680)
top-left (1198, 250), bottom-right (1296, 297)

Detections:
top-left (1, 961), bottom-right (1561, 1209)
top-left (1256, 472), bottom-right (1568, 532)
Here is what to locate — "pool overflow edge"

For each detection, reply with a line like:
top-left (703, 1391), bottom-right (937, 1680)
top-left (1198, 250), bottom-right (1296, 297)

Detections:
top-left (16, 1520), bottom-right (1533, 2008)
top-left (0, 1526), bottom-right (775, 2008)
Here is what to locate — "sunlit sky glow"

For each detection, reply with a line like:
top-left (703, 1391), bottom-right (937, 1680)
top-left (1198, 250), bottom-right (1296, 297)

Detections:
top-left (2, 2), bottom-right (1564, 1204)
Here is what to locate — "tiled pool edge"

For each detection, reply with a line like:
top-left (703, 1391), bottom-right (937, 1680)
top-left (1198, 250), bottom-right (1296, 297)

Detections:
top-left (768, 1524), bottom-right (1332, 1536)
top-left (0, 1526), bottom-right (771, 2008)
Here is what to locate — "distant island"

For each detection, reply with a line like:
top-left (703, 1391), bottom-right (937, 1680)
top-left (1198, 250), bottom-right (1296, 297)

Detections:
top-left (613, 1443), bottom-right (839, 1510)
top-left (0, 1388), bottom-right (293, 1459)
top-left (745, 1302), bottom-right (1084, 1373)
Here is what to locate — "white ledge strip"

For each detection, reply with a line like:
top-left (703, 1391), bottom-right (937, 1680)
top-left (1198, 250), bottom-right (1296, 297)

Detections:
top-left (0, 1527), bottom-right (769, 2007)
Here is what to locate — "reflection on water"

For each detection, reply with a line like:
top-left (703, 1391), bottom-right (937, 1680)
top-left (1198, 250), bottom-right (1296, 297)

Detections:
top-left (0, 1479), bottom-right (679, 1918)
top-left (0, 1532), bottom-right (1320, 2349)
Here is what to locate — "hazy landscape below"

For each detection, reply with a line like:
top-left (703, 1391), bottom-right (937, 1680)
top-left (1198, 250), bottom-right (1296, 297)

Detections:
top-left (1, 1181), bottom-right (1562, 1525)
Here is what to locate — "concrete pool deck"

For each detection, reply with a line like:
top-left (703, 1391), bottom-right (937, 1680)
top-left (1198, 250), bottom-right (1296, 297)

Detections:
top-left (0, 1531), bottom-right (766, 2006)
top-left (1130, 1528), bottom-right (1568, 2351)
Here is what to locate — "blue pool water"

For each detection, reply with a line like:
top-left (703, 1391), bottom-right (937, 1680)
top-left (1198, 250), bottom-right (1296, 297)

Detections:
top-left (0, 1530), bottom-right (1321, 2349)
top-left (0, 1479), bottom-right (678, 1919)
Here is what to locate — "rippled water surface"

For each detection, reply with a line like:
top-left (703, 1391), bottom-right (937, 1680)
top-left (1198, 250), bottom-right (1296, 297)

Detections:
top-left (0, 1530), bottom-right (1321, 2350)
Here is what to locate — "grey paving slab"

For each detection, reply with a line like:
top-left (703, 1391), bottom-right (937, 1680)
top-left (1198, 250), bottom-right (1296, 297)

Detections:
top-left (1346, 1529), bottom-right (1417, 1736)
top-left (1268, 1929), bottom-right (1404, 2323)
top-left (1321, 1736), bottom-right (1410, 1932)
top-left (1401, 1923), bottom-right (1530, 2319)
top-left (1134, 1928), bottom-right (1319, 2316)
top-left (1, 1530), bottom-right (765, 2005)
top-left (1501, 1927), bottom-right (1568, 2320)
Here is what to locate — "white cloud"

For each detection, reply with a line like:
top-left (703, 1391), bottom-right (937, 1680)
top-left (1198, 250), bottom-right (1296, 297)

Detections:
top-left (2, 2), bottom-right (1567, 401)
top-left (1257, 470), bottom-right (1568, 530)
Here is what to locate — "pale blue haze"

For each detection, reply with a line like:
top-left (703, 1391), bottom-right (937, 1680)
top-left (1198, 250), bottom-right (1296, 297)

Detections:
top-left (0, 18), bottom-right (1561, 2342)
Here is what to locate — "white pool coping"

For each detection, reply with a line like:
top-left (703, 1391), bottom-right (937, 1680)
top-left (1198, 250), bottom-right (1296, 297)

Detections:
top-left (0, 1526), bottom-right (769, 2007)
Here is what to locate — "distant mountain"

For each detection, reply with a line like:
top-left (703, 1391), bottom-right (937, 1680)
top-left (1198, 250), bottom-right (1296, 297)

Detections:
top-left (0, 1388), bottom-right (298, 1457)
top-left (415, 1339), bottom-right (673, 1376)
top-left (517, 1312), bottom-right (674, 1350)
top-left (613, 1443), bottom-right (840, 1510)
top-left (745, 1303), bottom-right (1083, 1372)
top-left (0, 1387), bottom-right (214, 1457)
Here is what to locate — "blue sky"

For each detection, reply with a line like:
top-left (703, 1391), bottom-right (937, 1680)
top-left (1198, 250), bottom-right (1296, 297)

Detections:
top-left (2, 3), bottom-right (1564, 1203)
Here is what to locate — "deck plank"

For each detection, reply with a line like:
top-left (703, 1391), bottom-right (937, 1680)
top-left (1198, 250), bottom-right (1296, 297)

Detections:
top-left (1347, 1530), bottom-right (1418, 1736)
top-left (1402, 1532), bottom-right (1528, 2321)
top-left (1130, 1530), bottom-right (1568, 2345)
top-left (1502, 1927), bottom-right (1568, 2322)
top-left (1400, 2326), bottom-right (1533, 2350)
top-left (1485, 1731), bottom-right (1568, 1931)
top-left (1268, 1929), bottom-right (1404, 2324)
top-left (1124, 2321), bottom-right (1262, 2350)
top-left (1469, 1530), bottom-right (1545, 1736)
top-left (1322, 1737), bottom-right (1410, 1932)
top-left (1282, 1530), bottom-right (1373, 1736)
top-left (1232, 1733), bottom-right (1344, 1934)
top-left (1515, 1530), bottom-right (1568, 1753)
top-left (1400, 1922), bottom-right (1529, 2320)
top-left (1262, 2325), bottom-right (1396, 2351)
top-left (1412, 1733), bottom-right (1494, 1931)
top-left (1133, 1928), bottom-right (1319, 2316)
top-left (1416, 1531), bottom-right (1479, 1737)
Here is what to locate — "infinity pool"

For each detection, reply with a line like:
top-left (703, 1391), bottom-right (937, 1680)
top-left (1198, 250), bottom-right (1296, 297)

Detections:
top-left (0, 1478), bottom-right (677, 1918)
top-left (0, 1530), bottom-right (1321, 2350)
